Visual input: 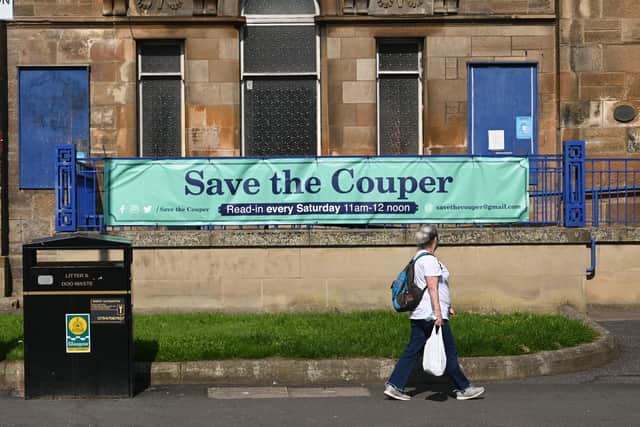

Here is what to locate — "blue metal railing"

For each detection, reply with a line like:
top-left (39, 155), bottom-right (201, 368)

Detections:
top-left (563, 140), bottom-right (586, 227)
top-left (586, 157), bottom-right (640, 227)
top-left (54, 140), bottom-right (640, 232)
top-left (529, 153), bottom-right (563, 226)
top-left (54, 145), bottom-right (76, 231)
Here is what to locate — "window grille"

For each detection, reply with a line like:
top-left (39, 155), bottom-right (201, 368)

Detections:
top-left (377, 39), bottom-right (422, 155)
top-left (242, 1), bottom-right (319, 156)
top-left (242, 0), bottom-right (316, 15)
top-left (138, 41), bottom-right (184, 157)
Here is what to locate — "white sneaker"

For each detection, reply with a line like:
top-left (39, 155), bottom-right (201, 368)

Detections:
top-left (384, 383), bottom-right (411, 401)
top-left (456, 385), bottom-right (485, 400)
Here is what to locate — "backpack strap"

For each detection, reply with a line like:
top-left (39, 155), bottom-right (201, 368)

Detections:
top-left (410, 252), bottom-right (433, 306)
top-left (412, 251), bottom-right (432, 263)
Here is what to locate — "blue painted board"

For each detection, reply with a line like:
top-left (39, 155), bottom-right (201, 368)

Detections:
top-left (468, 63), bottom-right (537, 156)
top-left (19, 67), bottom-right (89, 188)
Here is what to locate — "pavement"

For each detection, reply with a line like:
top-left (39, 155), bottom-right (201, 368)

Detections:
top-left (0, 307), bottom-right (638, 426)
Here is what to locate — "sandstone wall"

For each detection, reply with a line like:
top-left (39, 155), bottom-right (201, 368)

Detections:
top-left (14, 0), bottom-right (103, 17)
top-left (325, 24), bottom-right (556, 155)
top-left (4, 1), bottom-right (640, 311)
top-left (111, 244), bottom-right (589, 313)
top-left (560, 0), bottom-right (640, 155)
top-left (585, 244), bottom-right (640, 307)
top-left (5, 23), bottom-right (240, 290)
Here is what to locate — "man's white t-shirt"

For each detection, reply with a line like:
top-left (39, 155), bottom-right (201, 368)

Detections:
top-left (410, 250), bottom-right (451, 320)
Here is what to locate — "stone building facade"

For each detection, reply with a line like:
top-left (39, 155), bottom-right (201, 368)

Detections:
top-left (559, 0), bottom-right (640, 154)
top-left (1, 0), bottom-right (639, 312)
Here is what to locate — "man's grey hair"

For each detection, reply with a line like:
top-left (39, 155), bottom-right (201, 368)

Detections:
top-left (415, 224), bottom-right (438, 247)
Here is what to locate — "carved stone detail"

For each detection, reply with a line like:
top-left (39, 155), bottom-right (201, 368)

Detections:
top-left (369, 0), bottom-right (433, 15)
top-left (194, 0), bottom-right (218, 15)
top-left (343, 0), bottom-right (370, 15)
top-left (114, 0), bottom-right (128, 15)
top-left (103, 0), bottom-right (129, 16)
top-left (434, 0), bottom-right (458, 14)
top-left (130, 0), bottom-right (195, 16)
top-left (136, 0), bottom-right (153, 10)
top-left (136, 0), bottom-right (184, 11)
top-left (376, 0), bottom-right (424, 7)
top-left (102, 0), bottom-right (113, 15)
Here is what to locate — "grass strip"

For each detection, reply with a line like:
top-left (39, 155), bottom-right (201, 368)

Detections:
top-left (0, 312), bottom-right (598, 362)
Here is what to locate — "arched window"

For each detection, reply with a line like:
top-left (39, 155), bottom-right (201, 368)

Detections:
top-left (241, 0), bottom-right (320, 156)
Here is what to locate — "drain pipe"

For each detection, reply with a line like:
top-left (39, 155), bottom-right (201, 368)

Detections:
top-left (586, 237), bottom-right (596, 278)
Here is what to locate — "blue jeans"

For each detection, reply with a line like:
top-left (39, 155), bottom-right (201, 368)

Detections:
top-left (388, 319), bottom-right (470, 392)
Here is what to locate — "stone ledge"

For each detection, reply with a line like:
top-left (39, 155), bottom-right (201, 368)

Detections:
top-left (109, 227), bottom-right (595, 248)
top-left (0, 307), bottom-right (619, 396)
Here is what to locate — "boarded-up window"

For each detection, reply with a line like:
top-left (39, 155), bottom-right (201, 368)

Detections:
top-left (19, 67), bottom-right (89, 188)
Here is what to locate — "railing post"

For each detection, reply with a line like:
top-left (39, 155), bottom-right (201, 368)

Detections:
top-left (563, 140), bottom-right (586, 227)
top-left (54, 144), bottom-right (77, 232)
top-left (76, 159), bottom-right (103, 232)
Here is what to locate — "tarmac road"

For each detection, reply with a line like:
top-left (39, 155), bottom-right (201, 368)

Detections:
top-left (1, 318), bottom-right (639, 427)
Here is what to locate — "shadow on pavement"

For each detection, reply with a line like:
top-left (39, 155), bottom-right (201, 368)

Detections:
top-left (134, 339), bottom-right (159, 396)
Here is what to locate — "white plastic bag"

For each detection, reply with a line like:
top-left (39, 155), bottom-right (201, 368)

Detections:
top-left (422, 325), bottom-right (447, 376)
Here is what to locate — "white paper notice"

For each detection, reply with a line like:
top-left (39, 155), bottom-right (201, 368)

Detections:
top-left (0, 1), bottom-right (13, 21)
top-left (488, 130), bottom-right (505, 151)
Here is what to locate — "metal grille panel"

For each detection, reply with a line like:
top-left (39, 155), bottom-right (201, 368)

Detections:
top-left (140, 44), bottom-right (181, 74)
top-left (243, 26), bottom-right (316, 74)
top-left (379, 76), bottom-right (419, 155)
top-left (244, 78), bottom-right (317, 156)
top-left (379, 41), bottom-right (420, 72)
top-left (243, 0), bottom-right (316, 14)
top-left (141, 79), bottom-right (182, 157)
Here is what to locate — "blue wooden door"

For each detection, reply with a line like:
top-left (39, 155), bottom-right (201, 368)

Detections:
top-left (19, 67), bottom-right (89, 188)
top-left (468, 63), bottom-right (537, 156)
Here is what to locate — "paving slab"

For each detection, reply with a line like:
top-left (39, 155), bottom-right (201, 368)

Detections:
top-left (282, 387), bottom-right (371, 398)
top-left (208, 386), bottom-right (289, 399)
top-left (587, 305), bottom-right (640, 321)
top-left (207, 386), bottom-right (370, 399)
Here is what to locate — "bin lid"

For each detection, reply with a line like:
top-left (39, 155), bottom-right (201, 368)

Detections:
top-left (23, 233), bottom-right (132, 249)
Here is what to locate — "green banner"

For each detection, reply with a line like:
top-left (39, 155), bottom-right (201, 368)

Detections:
top-left (104, 157), bottom-right (529, 225)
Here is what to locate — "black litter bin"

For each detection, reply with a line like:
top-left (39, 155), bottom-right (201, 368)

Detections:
top-left (22, 234), bottom-right (133, 399)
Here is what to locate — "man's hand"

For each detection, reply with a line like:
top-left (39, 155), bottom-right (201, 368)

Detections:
top-left (449, 307), bottom-right (456, 317)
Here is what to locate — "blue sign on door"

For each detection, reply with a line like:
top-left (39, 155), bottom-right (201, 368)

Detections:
top-left (516, 116), bottom-right (533, 139)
